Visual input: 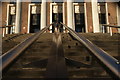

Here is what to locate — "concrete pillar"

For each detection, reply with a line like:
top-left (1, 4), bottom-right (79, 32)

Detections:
top-left (67, 0), bottom-right (74, 30)
top-left (41, 0), bottom-right (47, 29)
top-left (15, 0), bottom-right (22, 33)
top-left (91, 0), bottom-right (100, 33)
top-left (117, 5), bottom-right (120, 33)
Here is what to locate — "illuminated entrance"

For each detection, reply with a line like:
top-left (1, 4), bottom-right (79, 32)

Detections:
top-left (74, 3), bottom-right (85, 32)
top-left (29, 4), bottom-right (41, 33)
top-left (51, 3), bottom-right (63, 33)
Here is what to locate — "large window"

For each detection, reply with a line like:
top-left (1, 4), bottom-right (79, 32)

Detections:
top-left (98, 3), bottom-right (106, 24)
top-left (8, 5), bottom-right (16, 34)
top-left (30, 4), bottom-right (41, 33)
top-left (9, 6), bottom-right (16, 25)
top-left (52, 3), bottom-right (63, 32)
top-left (98, 2), bottom-right (107, 32)
top-left (74, 3), bottom-right (85, 32)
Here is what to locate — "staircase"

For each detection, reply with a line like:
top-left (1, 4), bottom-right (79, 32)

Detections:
top-left (2, 33), bottom-right (120, 79)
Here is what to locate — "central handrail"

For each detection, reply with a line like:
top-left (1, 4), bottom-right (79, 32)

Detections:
top-left (0, 23), bottom-right (54, 71)
top-left (60, 22), bottom-right (120, 79)
top-left (46, 30), bottom-right (68, 78)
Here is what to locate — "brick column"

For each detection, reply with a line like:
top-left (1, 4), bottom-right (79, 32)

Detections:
top-left (117, 4), bottom-right (120, 33)
top-left (86, 2), bottom-right (93, 33)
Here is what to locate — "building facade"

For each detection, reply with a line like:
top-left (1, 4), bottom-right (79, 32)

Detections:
top-left (1, 0), bottom-right (120, 34)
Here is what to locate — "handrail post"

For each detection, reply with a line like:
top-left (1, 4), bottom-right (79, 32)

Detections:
top-left (12, 23), bottom-right (15, 34)
top-left (10, 26), bottom-right (13, 34)
top-left (2, 28), bottom-right (5, 37)
top-left (5, 25), bottom-right (8, 34)
top-left (110, 27), bottom-right (112, 36)
top-left (63, 25), bottom-right (65, 33)
top-left (102, 25), bottom-right (105, 33)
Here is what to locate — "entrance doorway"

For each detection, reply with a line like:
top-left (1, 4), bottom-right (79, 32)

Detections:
top-left (29, 4), bottom-right (41, 33)
top-left (51, 3), bottom-right (63, 33)
top-left (98, 3), bottom-right (107, 33)
top-left (74, 3), bottom-right (85, 32)
top-left (7, 4), bottom-right (16, 34)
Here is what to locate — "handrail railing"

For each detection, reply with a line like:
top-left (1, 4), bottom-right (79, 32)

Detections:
top-left (46, 29), bottom-right (68, 78)
top-left (0, 25), bottom-right (15, 37)
top-left (101, 24), bottom-right (120, 36)
top-left (0, 25), bottom-right (14, 28)
top-left (60, 22), bottom-right (120, 79)
top-left (0, 23), bottom-right (53, 71)
top-left (102, 24), bottom-right (120, 28)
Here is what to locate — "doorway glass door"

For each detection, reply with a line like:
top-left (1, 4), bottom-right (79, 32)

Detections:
top-left (8, 5), bottom-right (16, 34)
top-left (52, 3), bottom-right (63, 33)
top-left (30, 5), bottom-right (41, 33)
top-left (98, 2), bottom-right (107, 33)
top-left (74, 3), bottom-right (85, 32)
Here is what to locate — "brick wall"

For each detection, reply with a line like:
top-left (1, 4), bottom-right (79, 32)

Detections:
top-left (86, 2), bottom-right (93, 33)
top-left (47, 2), bottom-right (50, 25)
top-left (64, 2), bottom-right (67, 25)
top-left (107, 2), bottom-right (118, 33)
top-left (21, 2), bottom-right (30, 33)
top-left (2, 2), bottom-right (8, 26)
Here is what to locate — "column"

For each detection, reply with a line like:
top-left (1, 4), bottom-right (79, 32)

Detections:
top-left (91, 0), bottom-right (100, 33)
top-left (67, 0), bottom-right (74, 30)
top-left (41, 0), bottom-right (47, 29)
top-left (117, 5), bottom-right (120, 33)
top-left (15, 0), bottom-right (22, 33)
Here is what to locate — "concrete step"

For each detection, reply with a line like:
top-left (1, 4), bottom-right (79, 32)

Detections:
top-left (2, 34), bottom-right (33, 54)
top-left (68, 67), bottom-right (110, 78)
top-left (3, 68), bottom-right (46, 78)
top-left (62, 33), bottom-right (120, 57)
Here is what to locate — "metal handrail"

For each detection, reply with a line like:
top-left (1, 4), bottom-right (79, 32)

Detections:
top-left (101, 24), bottom-right (120, 36)
top-left (46, 30), bottom-right (68, 78)
top-left (102, 24), bottom-right (120, 28)
top-left (60, 22), bottom-right (120, 79)
top-left (0, 25), bottom-right (14, 28)
top-left (0, 23), bottom-right (53, 71)
top-left (0, 25), bottom-right (15, 37)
